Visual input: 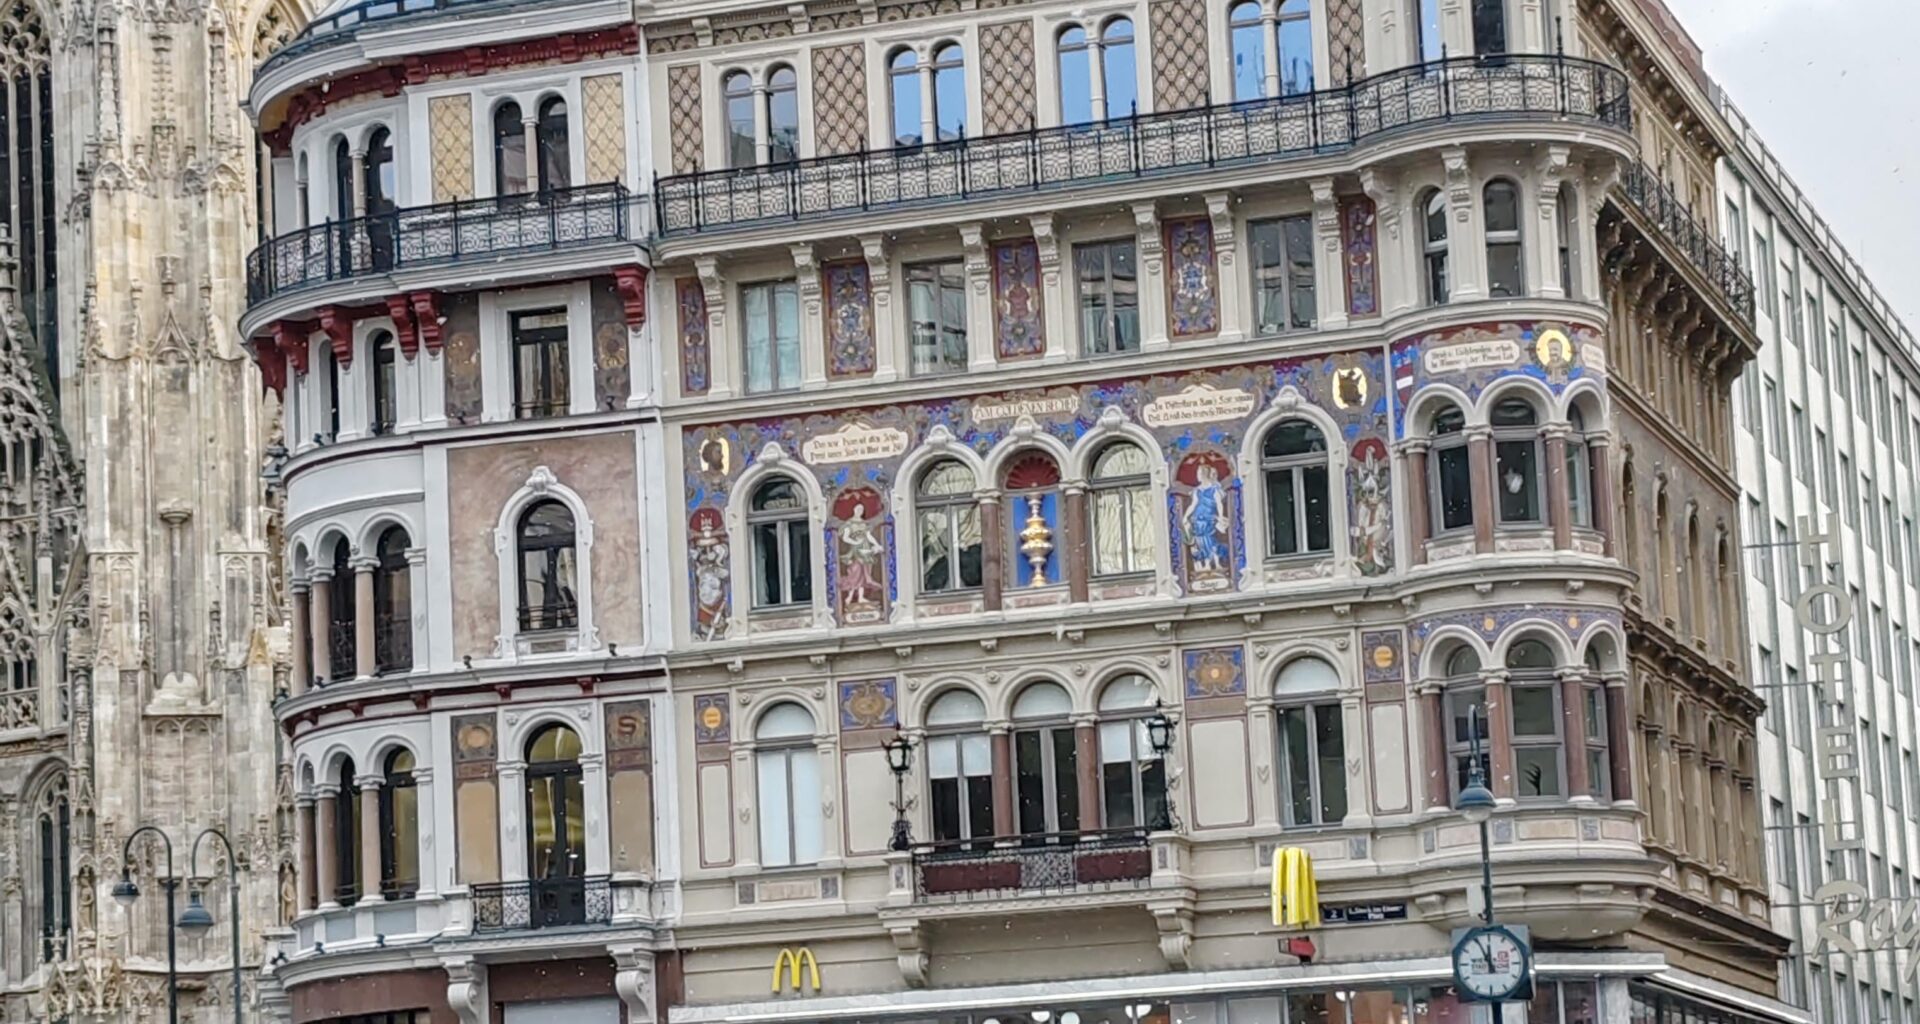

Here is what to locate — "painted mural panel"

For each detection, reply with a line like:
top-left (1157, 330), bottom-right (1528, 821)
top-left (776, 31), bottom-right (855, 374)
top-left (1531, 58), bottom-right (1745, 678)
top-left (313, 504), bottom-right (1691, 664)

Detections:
top-left (1339, 196), bottom-right (1379, 318)
top-left (825, 260), bottom-right (877, 378)
top-left (1390, 320), bottom-right (1604, 437)
top-left (678, 278), bottom-right (711, 396)
top-left (591, 278), bottom-right (632, 408)
top-left (992, 239), bottom-right (1046, 360)
top-left (441, 293), bottom-right (483, 423)
top-left (1164, 217), bottom-right (1220, 339)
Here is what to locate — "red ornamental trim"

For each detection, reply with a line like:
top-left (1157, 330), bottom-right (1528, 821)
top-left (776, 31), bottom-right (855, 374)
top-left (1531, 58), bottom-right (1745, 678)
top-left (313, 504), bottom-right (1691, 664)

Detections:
top-left (411, 291), bottom-right (445, 353)
top-left (613, 265), bottom-right (649, 329)
top-left (274, 320), bottom-right (311, 377)
top-left (250, 335), bottom-right (289, 396)
top-left (385, 294), bottom-right (420, 359)
top-left (317, 306), bottom-right (355, 367)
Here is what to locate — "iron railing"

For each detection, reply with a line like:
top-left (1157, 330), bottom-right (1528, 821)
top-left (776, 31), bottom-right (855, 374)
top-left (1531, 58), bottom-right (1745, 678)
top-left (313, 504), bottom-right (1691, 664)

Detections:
top-left (1615, 161), bottom-right (1757, 325)
top-left (656, 54), bottom-right (1630, 237)
top-left (326, 622), bottom-right (355, 683)
top-left (259, 0), bottom-right (518, 75)
top-left (374, 616), bottom-right (413, 677)
top-left (471, 875), bottom-right (612, 931)
top-left (911, 828), bottom-right (1152, 902)
top-left (245, 182), bottom-right (633, 307)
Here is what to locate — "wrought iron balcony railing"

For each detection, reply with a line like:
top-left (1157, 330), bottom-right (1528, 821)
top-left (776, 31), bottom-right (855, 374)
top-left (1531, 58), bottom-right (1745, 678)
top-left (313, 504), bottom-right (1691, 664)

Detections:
top-left (259, 0), bottom-right (513, 75)
top-left (245, 182), bottom-right (633, 308)
top-left (1615, 162), bottom-right (1756, 324)
top-left (911, 828), bottom-right (1153, 903)
top-left (656, 54), bottom-right (1630, 238)
top-left (471, 875), bottom-right (612, 931)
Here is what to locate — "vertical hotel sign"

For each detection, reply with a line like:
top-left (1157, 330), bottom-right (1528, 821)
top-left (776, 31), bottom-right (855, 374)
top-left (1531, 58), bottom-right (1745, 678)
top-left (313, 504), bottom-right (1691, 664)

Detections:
top-left (1800, 515), bottom-right (1920, 983)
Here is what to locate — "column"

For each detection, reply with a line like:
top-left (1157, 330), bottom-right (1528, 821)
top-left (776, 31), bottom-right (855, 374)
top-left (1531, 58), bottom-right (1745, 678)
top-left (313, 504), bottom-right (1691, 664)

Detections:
top-left (522, 118), bottom-right (542, 192)
top-left (791, 243), bottom-right (828, 387)
top-left (309, 568), bottom-right (334, 683)
top-left (980, 492), bottom-right (1004, 612)
top-left (751, 82), bottom-right (770, 166)
top-left (918, 59), bottom-right (936, 143)
top-left (990, 726), bottom-right (1015, 837)
top-left (582, 752), bottom-right (612, 875)
top-left (290, 582), bottom-right (311, 694)
top-left (1482, 670), bottom-right (1514, 801)
top-left (1073, 717), bottom-right (1102, 832)
top-left (1133, 202), bottom-right (1170, 352)
top-left (959, 224), bottom-right (998, 372)
top-left (1309, 179), bottom-right (1349, 332)
top-left (1589, 437), bottom-right (1616, 556)
top-left (297, 798), bottom-right (318, 913)
top-left (1420, 683), bottom-right (1449, 812)
top-left (353, 557), bottom-right (377, 679)
top-left (314, 786), bottom-right (340, 909)
top-left (1545, 427), bottom-right (1572, 550)
top-left (1064, 485), bottom-right (1090, 602)
top-left (1604, 673), bottom-right (1634, 803)
top-left (1400, 441), bottom-right (1431, 566)
top-left (497, 761), bottom-right (528, 881)
top-left (349, 149), bottom-right (368, 217)
top-left (359, 775), bottom-right (385, 902)
top-left (1206, 194), bottom-right (1245, 343)
top-left (1440, 147), bottom-right (1481, 301)
top-left (412, 766), bottom-right (439, 898)
top-left (1559, 670), bottom-right (1590, 800)
top-left (407, 547), bottom-right (429, 672)
top-left (1260, 6), bottom-right (1280, 97)
top-left (863, 236), bottom-right (899, 383)
top-left (1031, 216), bottom-right (1069, 364)
top-left (1467, 429), bottom-right (1496, 554)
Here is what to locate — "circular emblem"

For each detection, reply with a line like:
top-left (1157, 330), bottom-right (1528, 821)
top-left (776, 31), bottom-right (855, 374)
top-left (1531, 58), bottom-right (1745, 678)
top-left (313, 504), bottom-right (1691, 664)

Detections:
top-left (1371, 645), bottom-right (1397, 671)
top-left (1481, 615), bottom-right (1498, 634)
top-left (700, 705), bottom-right (725, 732)
top-left (1534, 328), bottom-right (1573, 370)
top-left (458, 723), bottom-right (492, 752)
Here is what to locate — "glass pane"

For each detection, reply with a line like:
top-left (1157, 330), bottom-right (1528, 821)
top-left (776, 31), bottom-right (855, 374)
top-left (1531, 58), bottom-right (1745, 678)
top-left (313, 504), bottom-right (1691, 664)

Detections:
top-left (1142, 753), bottom-right (1169, 829)
top-left (768, 75), bottom-right (799, 162)
top-left (1057, 34), bottom-right (1093, 124)
top-left (1267, 467), bottom-right (1299, 556)
top-left (1230, 17), bottom-right (1264, 101)
top-left (1511, 684), bottom-right (1557, 736)
top-left (929, 736), bottom-right (960, 778)
top-left (790, 747), bottom-right (823, 863)
top-left (1488, 242), bottom-right (1524, 297)
top-left (1438, 446), bottom-right (1474, 530)
top-left (1103, 29), bottom-right (1137, 118)
top-left (774, 282), bottom-right (801, 390)
top-left (786, 520), bottom-right (812, 602)
top-left (920, 508), bottom-right (954, 592)
top-left (757, 751), bottom-right (793, 866)
top-left (1496, 440), bottom-right (1539, 522)
top-left (1016, 731), bottom-right (1047, 833)
top-left (1303, 465), bottom-right (1330, 552)
top-left (1280, 707), bottom-right (1312, 825)
top-left (1516, 745), bottom-right (1562, 797)
top-left (961, 734), bottom-right (992, 775)
top-left (743, 285), bottom-right (773, 393)
top-left (1314, 704), bottom-right (1347, 823)
top-left (930, 776), bottom-right (962, 841)
top-left (1450, 692), bottom-right (1488, 742)
top-left (528, 774), bottom-right (558, 876)
top-left (1285, 216), bottom-right (1316, 328)
top-left (966, 775), bottom-right (996, 839)
top-left (1277, 15), bottom-right (1313, 96)
top-left (1052, 728), bottom-right (1080, 832)
top-left (1093, 488), bottom-right (1127, 575)
top-left (934, 64), bottom-right (965, 141)
top-left (890, 67), bottom-right (922, 146)
top-left (957, 505), bottom-right (983, 588)
top-left (1103, 760), bottom-right (1137, 828)
top-left (1473, 0), bottom-right (1507, 54)
top-left (1127, 484), bottom-right (1155, 572)
top-left (751, 522), bottom-right (782, 606)
top-left (726, 88), bottom-right (755, 168)
top-left (562, 773), bottom-right (585, 876)
top-left (391, 788), bottom-right (419, 884)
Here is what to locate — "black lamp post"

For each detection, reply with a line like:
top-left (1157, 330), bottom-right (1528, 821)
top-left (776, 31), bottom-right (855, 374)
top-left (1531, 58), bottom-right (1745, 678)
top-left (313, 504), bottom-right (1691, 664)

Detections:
top-left (114, 825), bottom-right (246, 1024)
top-left (182, 827), bottom-right (246, 1024)
top-left (1455, 705), bottom-right (1498, 925)
top-left (113, 826), bottom-right (180, 1024)
top-left (884, 728), bottom-right (915, 852)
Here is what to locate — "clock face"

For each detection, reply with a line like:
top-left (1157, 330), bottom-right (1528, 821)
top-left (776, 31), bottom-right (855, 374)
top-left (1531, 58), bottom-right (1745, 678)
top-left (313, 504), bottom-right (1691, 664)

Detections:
top-left (1451, 926), bottom-right (1530, 1002)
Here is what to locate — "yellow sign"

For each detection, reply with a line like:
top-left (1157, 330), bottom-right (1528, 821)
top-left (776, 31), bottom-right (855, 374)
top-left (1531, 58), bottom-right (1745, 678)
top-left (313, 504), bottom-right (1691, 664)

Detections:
top-left (1270, 847), bottom-right (1321, 930)
top-left (772, 947), bottom-right (821, 994)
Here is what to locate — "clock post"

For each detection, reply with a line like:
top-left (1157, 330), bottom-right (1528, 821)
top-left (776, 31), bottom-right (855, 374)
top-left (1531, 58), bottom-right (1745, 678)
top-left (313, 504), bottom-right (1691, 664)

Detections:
top-left (1449, 706), bottom-right (1534, 1010)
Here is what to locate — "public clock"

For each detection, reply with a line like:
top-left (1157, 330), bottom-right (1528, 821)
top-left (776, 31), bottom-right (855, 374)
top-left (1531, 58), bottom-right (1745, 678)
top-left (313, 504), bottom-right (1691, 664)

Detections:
top-left (1450, 924), bottom-right (1532, 1003)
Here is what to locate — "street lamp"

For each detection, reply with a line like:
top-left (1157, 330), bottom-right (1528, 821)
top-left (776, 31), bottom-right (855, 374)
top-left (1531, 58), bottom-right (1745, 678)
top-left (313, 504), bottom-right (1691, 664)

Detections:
top-left (1455, 705), bottom-right (1498, 925)
top-left (115, 825), bottom-right (245, 1024)
top-left (1145, 700), bottom-right (1174, 756)
top-left (115, 826), bottom-right (180, 1024)
top-left (884, 728), bottom-right (916, 852)
top-left (186, 827), bottom-right (246, 1024)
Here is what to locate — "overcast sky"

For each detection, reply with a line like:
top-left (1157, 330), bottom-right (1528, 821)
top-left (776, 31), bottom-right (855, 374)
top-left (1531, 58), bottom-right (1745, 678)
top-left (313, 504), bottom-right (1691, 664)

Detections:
top-left (1663, 0), bottom-right (1920, 332)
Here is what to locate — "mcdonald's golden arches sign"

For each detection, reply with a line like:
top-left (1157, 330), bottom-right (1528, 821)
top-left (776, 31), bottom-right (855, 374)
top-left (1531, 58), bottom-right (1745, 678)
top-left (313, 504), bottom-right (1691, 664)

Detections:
top-left (772, 947), bottom-right (821, 994)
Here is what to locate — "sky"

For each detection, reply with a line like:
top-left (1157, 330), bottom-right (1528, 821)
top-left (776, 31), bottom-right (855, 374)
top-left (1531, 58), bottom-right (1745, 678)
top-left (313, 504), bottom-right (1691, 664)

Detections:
top-left (1661, 0), bottom-right (1920, 332)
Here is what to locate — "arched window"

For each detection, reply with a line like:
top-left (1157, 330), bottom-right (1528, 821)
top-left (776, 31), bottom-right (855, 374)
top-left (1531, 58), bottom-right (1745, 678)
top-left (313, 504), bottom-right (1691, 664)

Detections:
top-left (526, 725), bottom-right (587, 893)
top-left (335, 757), bottom-right (361, 905)
top-left (36, 777), bottom-right (71, 962)
top-left (1442, 646), bottom-right (1489, 799)
top-left (1557, 183), bottom-right (1578, 298)
top-left (1639, 686), bottom-right (1666, 840)
top-left (373, 526), bottom-right (412, 674)
top-left (537, 96), bottom-right (571, 190)
top-left (925, 690), bottom-right (993, 842)
top-left (766, 65), bottom-right (799, 163)
top-left (1656, 487), bottom-right (1676, 616)
top-left (1581, 646), bottom-right (1610, 800)
top-left (932, 44), bottom-right (966, 141)
top-left (1492, 397), bottom-right (1543, 524)
top-left (1004, 452), bottom-right (1063, 587)
top-left (493, 101), bottom-right (529, 195)
top-left (1056, 26), bottom-right (1094, 125)
top-left (363, 127), bottom-right (396, 269)
top-left (516, 501), bottom-right (579, 631)
top-left (1471, 0), bottom-right (1508, 55)
top-left (297, 153), bottom-right (311, 228)
top-left (1274, 657), bottom-right (1345, 827)
top-left (1484, 180), bottom-right (1524, 298)
top-left (749, 478), bottom-right (812, 609)
top-left (327, 541), bottom-right (354, 682)
top-left (1102, 18), bottom-right (1138, 118)
top-left (723, 71), bottom-right (756, 168)
top-left (378, 749), bottom-right (419, 899)
top-left (1275, 0), bottom-right (1312, 96)
top-left (889, 49), bottom-right (923, 147)
top-left (1228, 2), bottom-right (1265, 101)
top-left (1686, 514), bottom-right (1704, 636)
top-left (1098, 675), bottom-right (1170, 830)
top-left (755, 704), bottom-right (822, 866)
top-left (1, 1), bottom-right (59, 364)
top-left (1429, 404), bottom-right (1473, 533)
top-left (370, 330), bottom-right (398, 434)
top-left (331, 136), bottom-right (353, 221)
top-left (1090, 441), bottom-right (1154, 577)
top-left (1263, 420), bottom-right (1331, 557)
top-left (1566, 406), bottom-right (1593, 528)
top-left (323, 345), bottom-right (343, 440)
top-left (1420, 189), bottom-right (1449, 305)
top-left (1012, 682), bottom-right (1079, 835)
top-left (917, 460), bottom-right (982, 594)
top-left (1620, 458), bottom-right (1638, 569)
top-left (1506, 639), bottom-right (1563, 799)
top-left (1707, 724), bottom-right (1728, 870)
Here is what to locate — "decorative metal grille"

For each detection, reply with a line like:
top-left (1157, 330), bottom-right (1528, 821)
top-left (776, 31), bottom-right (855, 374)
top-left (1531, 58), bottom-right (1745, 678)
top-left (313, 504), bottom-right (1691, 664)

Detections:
top-left (1616, 161), bottom-right (1757, 325)
top-left (470, 875), bottom-right (613, 931)
top-left (910, 828), bottom-right (1152, 903)
top-left (657, 54), bottom-right (1630, 237)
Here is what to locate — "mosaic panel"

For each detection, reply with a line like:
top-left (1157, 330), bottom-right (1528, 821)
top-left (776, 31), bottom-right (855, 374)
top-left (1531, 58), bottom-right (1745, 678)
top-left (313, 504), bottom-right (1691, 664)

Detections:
top-left (678, 278), bottom-right (711, 396)
top-left (668, 64), bottom-right (705, 173)
top-left (813, 43), bottom-right (870, 155)
top-left (441, 294), bottom-right (483, 423)
top-left (1164, 216), bottom-right (1220, 339)
top-left (693, 692), bottom-right (731, 744)
top-left (824, 260), bottom-right (877, 378)
top-left (428, 94), bottom-right (474, 202)
top-left (980, 20), bottom-right (1038, 133)
top-left (1408, 606), bottom-right (1623, 663)
top-left (1361, 629), bottom-right (1405, 685)
top-left (1340, 196), bottom-right (1379, 318)
top-left (1390, 320), bottom-right (1604, 437)
top-left (992, 238), bottom-right (1046, 360)
top-left (605, 700), bottom-right (652, 771)
top-left (1184, 645), bottom-right (1247, 698)
top-left (581, 73), bottom-right (628, 185)
top-left (1149, 0), bottom-right (1209, 111)
top-left (838, 678), bottom-right (900, 731)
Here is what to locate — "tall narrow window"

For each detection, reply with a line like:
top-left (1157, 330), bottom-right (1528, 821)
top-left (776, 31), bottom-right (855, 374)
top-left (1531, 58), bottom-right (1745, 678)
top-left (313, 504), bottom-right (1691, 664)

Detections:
top-left (756, 704), bottom-right (823, 866)
top-left (1443, 648), bottom-right (1489, 799)
top-left (1090, 441), bottom-right (1155, 577)
top-left (335, 758), bottom-right (361, 905)
top-left (1420, 189), bottom-right (1449, 305)
top-left (932, 44), bottom-right (966, 141)
top-left (525, 724), bottom-right (587, 927)
top-left (1557, 183), bottom-right (1577, 298)
top-left (925, 690), bottom-right (995, 843)
top-left (1229, 2), bottom-right (1265, 101)
top-left (906, 261), bottom-right (968, 376)
top-left (1275, 0), bottom-right (1312, 96)
top-left (742, 280), bottom-right (802, 393)
top-left (1507, 640), bottom-right (1564, 798)
top-left (1012, 683), bottom-right (1080, 836)
top-left (536, 97), bottom-right (570, 190)
top-left (1566, 406), bottom-right (1593, 528)
top-left (1, 6), bottom-right (60, 370)
top-left (363, 127), bottom-right (396, 270)
top-left (1274, 658), bottom-right (1347, 827)
top-left (750, 478), bottom-right (812, 608)
top-left (1492, 397), bottom-right (1542, 524)
top-left (1484, 179), bottom-right (1524, 298)
top-left (917, 460), bottom-right (982, 594)
top-left (328, 542), bottom-right (355, 682)
top-left (724, 71), bottom-right (756, 168)
top-left (1102, 18), bottom-right (1138, 117)
top-left (1583, 650), bottom-right (1610, 799)
top-left (766, 66), bottom-right (799, 163)
top-left (1263, 420), bottom-right (1331, 556)
top-left (1057, 26), bottom-right (1094, 125)
top-left (332, 136), bottom-right (354, 221)
top-left (1097, 675), bottom-right (1170, 830)
top-left (1430, 404), bottom-right (1473, 532)
top-left (511, 308), bottom-right (570, 419)
top-left (1414, 0), bottom-right (1443, 62)
top-left (889, 49), bottom-right (923, 146)
top-left (370, 330), bottom-right (398, 434)
top-left (516, 500), bottom-right (579, 631)
top-left (378, 749), bottom-right (419, 899)
top-left (493, 101), bottom-right (528, 195)
top-left (1471, 0), bottom-right (1507, 55)
top-left (324, 347), bottom-right (343, 440)
top-left (35, 779), bottom-right (70, 962)
top-left (373, 526), bottom-right (412, 674)
top-left (1250, 215), bottom-right (1316, 333)
top-left (1076, 239), bottom-right (1139, 355)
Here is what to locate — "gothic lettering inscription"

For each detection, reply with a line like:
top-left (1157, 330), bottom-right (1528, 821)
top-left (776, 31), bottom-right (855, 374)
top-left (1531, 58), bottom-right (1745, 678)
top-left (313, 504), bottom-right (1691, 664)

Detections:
top-left (1142, 385), bottom-right (1257, 428)
top-left (801, 423), bottom-right (911, 465)
top-left (970, 395), bottom-right (1082, 424)
top-left (1422, 339), bottom-right (1520, 375)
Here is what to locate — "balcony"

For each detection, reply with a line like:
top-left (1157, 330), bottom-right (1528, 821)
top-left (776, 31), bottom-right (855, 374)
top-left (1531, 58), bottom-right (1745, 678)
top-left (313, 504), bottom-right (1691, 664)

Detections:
top-left (245, 182), bottom-right (635, 309)
top-left (1614, 162), bottom-right (1756, 324)
top-left (260, 0), bottom-right (509, 75)
top-left (470, 875), bottom-right (612, 932)
top-left (655, 54), bottom-right (1630, 238)
top-left (910, 829), bottom-right (1153, 904)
